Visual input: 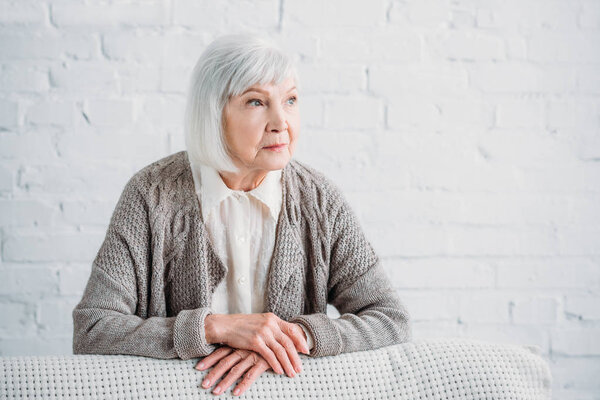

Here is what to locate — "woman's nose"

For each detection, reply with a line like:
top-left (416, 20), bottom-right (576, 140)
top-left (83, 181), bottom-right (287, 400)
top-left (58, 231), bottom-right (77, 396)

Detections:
top-left (267, 105), bottom-right (288, 133)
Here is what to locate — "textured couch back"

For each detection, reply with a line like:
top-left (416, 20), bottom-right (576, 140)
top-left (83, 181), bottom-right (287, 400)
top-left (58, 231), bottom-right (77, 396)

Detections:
top-left (1, 338), bottom-right (552, 399)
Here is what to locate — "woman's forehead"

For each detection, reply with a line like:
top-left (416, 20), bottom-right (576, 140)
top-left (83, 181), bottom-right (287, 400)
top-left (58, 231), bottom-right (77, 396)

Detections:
top-left (240, 78), bottom-right (297, 95)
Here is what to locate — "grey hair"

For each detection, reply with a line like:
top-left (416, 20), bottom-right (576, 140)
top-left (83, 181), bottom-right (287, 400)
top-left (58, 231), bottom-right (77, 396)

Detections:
top-left (184, 33), bottom-right (300, 174)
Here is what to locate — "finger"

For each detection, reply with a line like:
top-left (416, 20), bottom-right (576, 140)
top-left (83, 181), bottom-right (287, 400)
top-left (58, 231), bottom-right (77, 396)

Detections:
top-left (285, 322), bottom-right (310, 354)
top-left (201, 350), bottom-right (245, 390)
top-left (278, 331), bottom-right (303, 375)
top-left (233, 361), bottom-right (270, 397)
top-left (211, 354), bottom-right (255, 396)
top-left (267, 335), bottom-right (296, 378)
top-left (196, 346), bottom-right (233, 371)
top-left (255, 340), bottom-right (284, 376)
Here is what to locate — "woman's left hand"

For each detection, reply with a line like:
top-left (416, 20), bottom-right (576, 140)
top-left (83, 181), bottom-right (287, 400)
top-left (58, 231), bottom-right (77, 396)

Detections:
top-left (195, 345), bottom-right (275, 396)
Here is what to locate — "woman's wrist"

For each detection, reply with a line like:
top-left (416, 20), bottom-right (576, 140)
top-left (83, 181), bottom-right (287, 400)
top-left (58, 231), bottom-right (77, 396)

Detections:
top-left (205, 314), bottom-right (222, 344)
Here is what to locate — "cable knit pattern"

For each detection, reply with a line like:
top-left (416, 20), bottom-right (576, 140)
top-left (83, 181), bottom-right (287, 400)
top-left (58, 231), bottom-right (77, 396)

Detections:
top-left (72, 150), bottom-right (412, 360)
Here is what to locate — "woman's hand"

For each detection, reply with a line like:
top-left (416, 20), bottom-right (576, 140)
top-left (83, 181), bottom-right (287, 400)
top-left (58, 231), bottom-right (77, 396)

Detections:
top-left (195, 346), bottom-right (277, 396)
top-left (205, 312), bottom-right (309, 378)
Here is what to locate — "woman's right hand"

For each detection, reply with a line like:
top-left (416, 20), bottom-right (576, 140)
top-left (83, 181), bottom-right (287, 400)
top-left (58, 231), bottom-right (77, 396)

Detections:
top-left (204, 312), bottom-right (310, 378)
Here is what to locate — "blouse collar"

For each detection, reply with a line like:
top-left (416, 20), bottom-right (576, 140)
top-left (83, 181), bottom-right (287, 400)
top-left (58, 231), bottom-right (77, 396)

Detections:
top-left (191, 161), bottom-right (283, 223)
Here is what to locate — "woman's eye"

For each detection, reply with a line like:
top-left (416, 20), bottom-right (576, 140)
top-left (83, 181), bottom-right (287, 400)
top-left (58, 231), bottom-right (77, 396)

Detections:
top-left (287, 96), bottom-right (297, 105)
top-left (247, 99), bottom-right (263, 107)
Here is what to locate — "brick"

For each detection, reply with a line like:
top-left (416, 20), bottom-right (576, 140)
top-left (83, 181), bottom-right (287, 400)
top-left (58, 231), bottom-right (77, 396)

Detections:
top-left (515, 164), bottom-right (600, 193)
top-left (449, 225), bottom-right (557, 257)
top-left (0, 2), bottom-right (45, 26)
top-left (284, 0), bottom-right (386, 27)
top-left (552, 329), bottom-right (600, 355)
top-left (580, 0), bottom-right (600, 29)
top-left (51, 3), bottom-right (168, 28)
top-left (369, 28), bottom-right (421, 63)
top-left (546, 99), bottom-right (598, 130)
top-left (37, 297), bottom-right (79, 336)
top-left (529, 32), bottom-right (600, 64)
top-left (2, 231), bottom-right (104, 263)
top-left (413, 321), bottom-right (462, 340)
top-left (387, 97), bottom-right (440, 129)
top-left (0, 67), bottom-right (49, 93)
top-left (0, 164), bottom-right (13, 192)
top-left (49, 63), bottom-right (117, 93)
top-left (0, 302), bottom-right (34, 333)
top-left (463, 325), bottom-right (549, 353)
top-left (549, 357), bottom-right (600, 393)
top-left (456, 193), bottom-right (570, 225)
top-left (0, 99), bottom-right (18, 128)
top-left (102, 33), bottom-right (165, 63)
top-left (458, 293), bottom-right (512, 324)
top-left (160, 66), bottom-right (191, 93)
top-left (83, 99), bottom-right (134, 127)
top-left (565, 295), bottom-right (600, 320)
top-left (117, 65), bottom-right (161, 94)
top-left (0, 131), bottom-right (56, 160)
top-left (61, 200), bottom-right (115, 227)
top-left (141, 97), bottom-right (187, 127)
top-left (393, 0), bottom-right (451, 28)
top-left (497, 258), bottom-right (599, 289)
top-left (58, 265), bottom-right (93, 296)
top-left (0, 337), bottom-right (72, 356)
top-left (370, 65), bottom-right (468, 99)
top-left (511, 297), bottom-right (559, 324)
top-left (17, 162), bottom-right (131, 197)
top-left (496, 99), bottom-right (544, 128)
top-left (0, 199), bottom-right (57, 227)
top-left (296, 94), bottom-right (323, 128)
top-left (558, 225), bottom-right (600, 256)
top-left (0, 264), bottom-right (59, 296)
top-left (0, 34), bottom-right (96, 61)
top-left (325, 96), bottom-right (383, 130)
top-left (401, 292), bottom-right (459, 321)
top-left (386, 259), bottom-right (495, 288)
top-left (295, 64), bottom-right (365, 94)
top-left (470, 64), bottom-right (576, 93)
top-left (26, 100), bottom-right (75, 126)
top-left (436, 31), bottom-right (505, 61)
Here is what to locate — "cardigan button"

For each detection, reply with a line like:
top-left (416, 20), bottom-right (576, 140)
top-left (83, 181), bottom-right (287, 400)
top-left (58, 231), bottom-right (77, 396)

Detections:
top-left (237, 276), bottom-right (247, 284)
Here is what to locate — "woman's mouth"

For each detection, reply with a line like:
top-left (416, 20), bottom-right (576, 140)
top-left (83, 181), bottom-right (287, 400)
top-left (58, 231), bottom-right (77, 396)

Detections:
top-left (264, 143), bottom-right (287, 151)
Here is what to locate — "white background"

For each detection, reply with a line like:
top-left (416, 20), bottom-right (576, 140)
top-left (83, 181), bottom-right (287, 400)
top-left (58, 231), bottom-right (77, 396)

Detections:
top-left (0, 0), bottom-right (599, 398)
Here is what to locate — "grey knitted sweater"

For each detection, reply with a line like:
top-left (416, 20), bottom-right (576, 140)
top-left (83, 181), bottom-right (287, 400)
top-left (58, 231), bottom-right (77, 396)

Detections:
top-left (72, 151), bottom-right (412, 360)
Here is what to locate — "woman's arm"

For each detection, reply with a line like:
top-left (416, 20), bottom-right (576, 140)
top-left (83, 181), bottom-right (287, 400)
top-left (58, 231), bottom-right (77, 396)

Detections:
top-left (72, 175), bottom-right (218, 360)
top-left (289, 192), bottom-right (412, 358)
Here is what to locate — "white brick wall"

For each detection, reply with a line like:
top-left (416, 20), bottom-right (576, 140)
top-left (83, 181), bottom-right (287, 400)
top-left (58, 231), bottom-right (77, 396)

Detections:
top-left (0, 0), bottom-right (598, 398)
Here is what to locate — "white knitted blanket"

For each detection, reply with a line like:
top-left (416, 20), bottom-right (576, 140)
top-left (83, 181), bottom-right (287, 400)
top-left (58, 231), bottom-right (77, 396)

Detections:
top-left (1, 338), bottom-right (552, 399)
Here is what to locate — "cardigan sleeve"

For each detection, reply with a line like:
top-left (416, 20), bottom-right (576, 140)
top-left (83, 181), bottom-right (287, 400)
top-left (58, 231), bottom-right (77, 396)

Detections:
top-left (289, 191), bottom-right (412, 358)
top-left (72, 176), bottom-right (219, 360)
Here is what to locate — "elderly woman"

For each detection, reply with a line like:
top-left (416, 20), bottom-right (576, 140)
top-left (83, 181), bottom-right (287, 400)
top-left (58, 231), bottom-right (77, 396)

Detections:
top-left (72, 33), bottom-right (412, 397)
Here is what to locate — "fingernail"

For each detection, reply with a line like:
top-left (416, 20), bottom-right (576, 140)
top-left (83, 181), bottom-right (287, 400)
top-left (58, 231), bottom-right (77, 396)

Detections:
top-left (197, 362), bottom-right (205, 369)
top-left (213, 386), bottom-right (222, 394)
top-left (202, 378), bottom-right (210, 388)
top-left (295, 365), bottom-right (301, 373)
top-left (234, 388), bottom-right (240, 395)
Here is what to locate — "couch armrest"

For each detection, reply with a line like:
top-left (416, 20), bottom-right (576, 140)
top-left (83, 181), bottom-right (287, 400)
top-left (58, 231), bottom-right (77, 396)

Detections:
top-left (0, 338), bottom-right (552, 399)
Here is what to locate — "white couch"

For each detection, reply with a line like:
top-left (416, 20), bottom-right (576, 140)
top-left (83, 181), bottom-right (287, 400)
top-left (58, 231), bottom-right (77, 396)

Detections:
top-left (0, 338), bottom-right (552, 399)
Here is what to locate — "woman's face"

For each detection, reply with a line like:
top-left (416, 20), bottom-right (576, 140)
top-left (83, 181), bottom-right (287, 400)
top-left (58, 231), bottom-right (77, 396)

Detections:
top-left (222, 76), bottom-right (299, 173)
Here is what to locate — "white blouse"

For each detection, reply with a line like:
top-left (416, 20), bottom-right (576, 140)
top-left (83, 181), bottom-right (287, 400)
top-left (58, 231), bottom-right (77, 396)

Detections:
top-left (190, 161), bottom-right (314, 350)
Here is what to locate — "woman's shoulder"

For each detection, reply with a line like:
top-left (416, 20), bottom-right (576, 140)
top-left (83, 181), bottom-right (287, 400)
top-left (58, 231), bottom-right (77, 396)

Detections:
top-left (286, 159), bottom-right (349, 212)
top-left (119, 151), bottom-right (193, 206)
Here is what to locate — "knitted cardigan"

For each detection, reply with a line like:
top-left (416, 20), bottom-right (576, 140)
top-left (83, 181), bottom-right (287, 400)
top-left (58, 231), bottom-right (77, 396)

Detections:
top-left (72, 151), bottom-right (412, 360)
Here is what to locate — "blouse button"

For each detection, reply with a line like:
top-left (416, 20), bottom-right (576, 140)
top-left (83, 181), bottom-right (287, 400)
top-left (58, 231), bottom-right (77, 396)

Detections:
top-left (238, 276), bottom-right (247, 284)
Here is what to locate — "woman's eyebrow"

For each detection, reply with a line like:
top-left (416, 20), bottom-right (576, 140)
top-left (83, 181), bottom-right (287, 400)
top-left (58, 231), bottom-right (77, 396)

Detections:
top-left (241, 86), bottom-right (297, 96)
